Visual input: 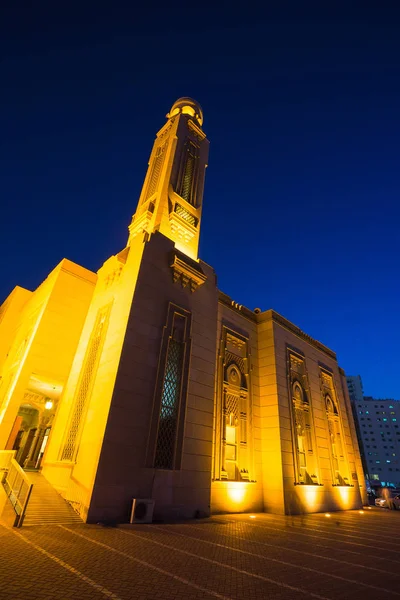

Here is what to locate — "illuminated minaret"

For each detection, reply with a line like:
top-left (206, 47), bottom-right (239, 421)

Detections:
top-left (128, 98), bottom-right (209, 261)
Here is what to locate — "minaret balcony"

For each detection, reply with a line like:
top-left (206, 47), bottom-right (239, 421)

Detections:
top-left (128, 204), bottom-right (155, 241)
top-left (169, 204), bottom-right (198, 245)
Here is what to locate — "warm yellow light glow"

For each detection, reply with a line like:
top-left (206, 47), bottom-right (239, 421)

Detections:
top-left (45, 400), bottom-right (53, 410)
top-left (337, 486), bottom-right (352, 509)
top-left (359, 510), bottom-right (364, 514)
top-left (367, 506), bottom-right (372, 510)
top-left (303, 486), bottom-right (318, 510)
top-left (227, 483), bottom-right (246, 504)
top-left (325, 513), bottom-right (331, 517)
top-left (249, 515), bottom-right (256, 519)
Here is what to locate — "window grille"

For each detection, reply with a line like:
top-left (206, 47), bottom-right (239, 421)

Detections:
top-left (224, 395), bottom-right (239, 480)
top-left (225, 394), bottom-right (238, 420)
top-left (216, 333), bottom-right (251, 483)
top-left (178, 142), bottom-right (197, 205)
top-left (225, 423), bottom-right (237, 480)
top-left (154, 319), bottom-right (185, 470)
top-left (145, 142), bottom-right (167, 201)
top-left (61, 305), bottom-right (110, 461)
top-left (174, 203), bottom-right (198, 227)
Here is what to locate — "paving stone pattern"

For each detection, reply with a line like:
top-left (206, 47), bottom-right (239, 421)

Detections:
top-left (1, 509), bottom-right (400, 600)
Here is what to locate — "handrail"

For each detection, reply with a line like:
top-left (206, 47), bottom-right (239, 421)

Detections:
top-left (2, 456), bottom-right (33, 527)
top-left (0, 450), bottom-right (16, 472)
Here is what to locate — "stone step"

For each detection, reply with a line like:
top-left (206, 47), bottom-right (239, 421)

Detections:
top-left (23, 471), bottom-right (83, 527)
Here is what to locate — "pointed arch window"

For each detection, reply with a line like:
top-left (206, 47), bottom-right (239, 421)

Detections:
top-left (292, 381), bottom-right (317, 484)
top-left (177, 140), bottom-right (198, 206)
top-left (145, 142), bottom-right (167, 201)
top-left (148, 306), bottom-right (191, 471)
top-left (287, 351), bottom-right (319, 485)
top-left (224, 390), bottom-right (239, 480)
top-left (325, 393), bottom-right (349, 485)
top-left (154, 321), bottom-right (185, 469)
top-left (213, 329), bottom-right (253, 483)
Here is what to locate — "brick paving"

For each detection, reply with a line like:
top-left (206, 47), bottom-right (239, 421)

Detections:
top-left (1, 509), bottom-right (400, 600)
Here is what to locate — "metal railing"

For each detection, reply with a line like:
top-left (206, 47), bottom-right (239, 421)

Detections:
top-left (1, 451), bottom-right (33, 527)
top-left (0, 450), bottom-right (15, 473)
top-left (64, 475), bottom-right (90, 521)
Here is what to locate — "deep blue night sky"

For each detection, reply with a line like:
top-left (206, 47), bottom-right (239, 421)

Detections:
top-left (1, 3), bottom-right (399, 398)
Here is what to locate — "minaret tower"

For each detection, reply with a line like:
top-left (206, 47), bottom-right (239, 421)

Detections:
top-left (128, 98), bottom-right (209, 261)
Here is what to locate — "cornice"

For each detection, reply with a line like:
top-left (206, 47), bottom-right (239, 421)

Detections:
top-left (170, 250), bottom-right (207, 292)
top-left (217, 291), bottom-right (257, 323)
top-left (217, 290), bottom-right (336, 359)
top-left (187, 119), bottom-right (206, 142)
top-left (267, 310), bottom-right (336, 359)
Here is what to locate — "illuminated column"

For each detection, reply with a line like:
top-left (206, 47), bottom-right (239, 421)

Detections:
top-left (127, 98), bottom-right (209, 260)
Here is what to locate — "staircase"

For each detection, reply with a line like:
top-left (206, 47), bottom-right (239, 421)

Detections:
top-left (22, 471), bottom-right (83, 526)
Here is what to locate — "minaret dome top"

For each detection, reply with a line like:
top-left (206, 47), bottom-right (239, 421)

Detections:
top-left (167, 97), bottom-right (203, 127)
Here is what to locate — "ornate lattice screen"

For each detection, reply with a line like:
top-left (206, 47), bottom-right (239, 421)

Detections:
top-left (225, 394), bottom-right (239, 420)
top-left (178, 141), bottom-right (197, 205)
top-left (61, 305), bottom-right (111, 461)
top-left (145, 142), bottom-right (167, 201)
top-left (154, 311), bottom-right (189, 470)
top-left (154, 338), bottom-right (184, 469)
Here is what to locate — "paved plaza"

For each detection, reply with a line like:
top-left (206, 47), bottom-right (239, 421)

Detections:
top-left (1, 509), bottom-right (400, 600)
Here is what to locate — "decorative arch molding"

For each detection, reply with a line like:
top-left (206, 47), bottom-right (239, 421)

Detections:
top-left (225, 362), bottom-right (247, 389)
top-left (213, 327), bottom-right (254, 482)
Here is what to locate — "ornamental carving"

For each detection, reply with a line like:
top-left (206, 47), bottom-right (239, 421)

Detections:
top-left (214, 328), bottom-right (253, 482)
top-left (170, 252), bottom-right (207, 292)
top-left (287, 351), bottom-right (319, 485)
top-left (320, 369), bottom-right (350, 486)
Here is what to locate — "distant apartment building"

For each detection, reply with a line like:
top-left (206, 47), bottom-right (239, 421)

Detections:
top-left (347, 376), bottom-right (400, 488)
top-left (346, 376), bottom-right (364, 404)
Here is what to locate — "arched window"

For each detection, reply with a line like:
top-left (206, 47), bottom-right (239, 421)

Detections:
top-left (154, 313), bottom-right (187, 470)
top-left (177, 140), bottom-right (198, 206)
top-left (291, 381), bottom-right (317, 484)
top-left (214, 329), bottom-right (252, 483)
top-left (325, 393), bottom-right (348, 485)
top-left (224, 393), bottom-right (239, 480)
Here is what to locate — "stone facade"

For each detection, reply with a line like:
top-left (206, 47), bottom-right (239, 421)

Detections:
top-left (0, 98), bottom-right (366, 523)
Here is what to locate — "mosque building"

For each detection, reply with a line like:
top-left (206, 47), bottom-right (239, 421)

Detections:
top-left (0, 98), bottom-right (366, 524)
